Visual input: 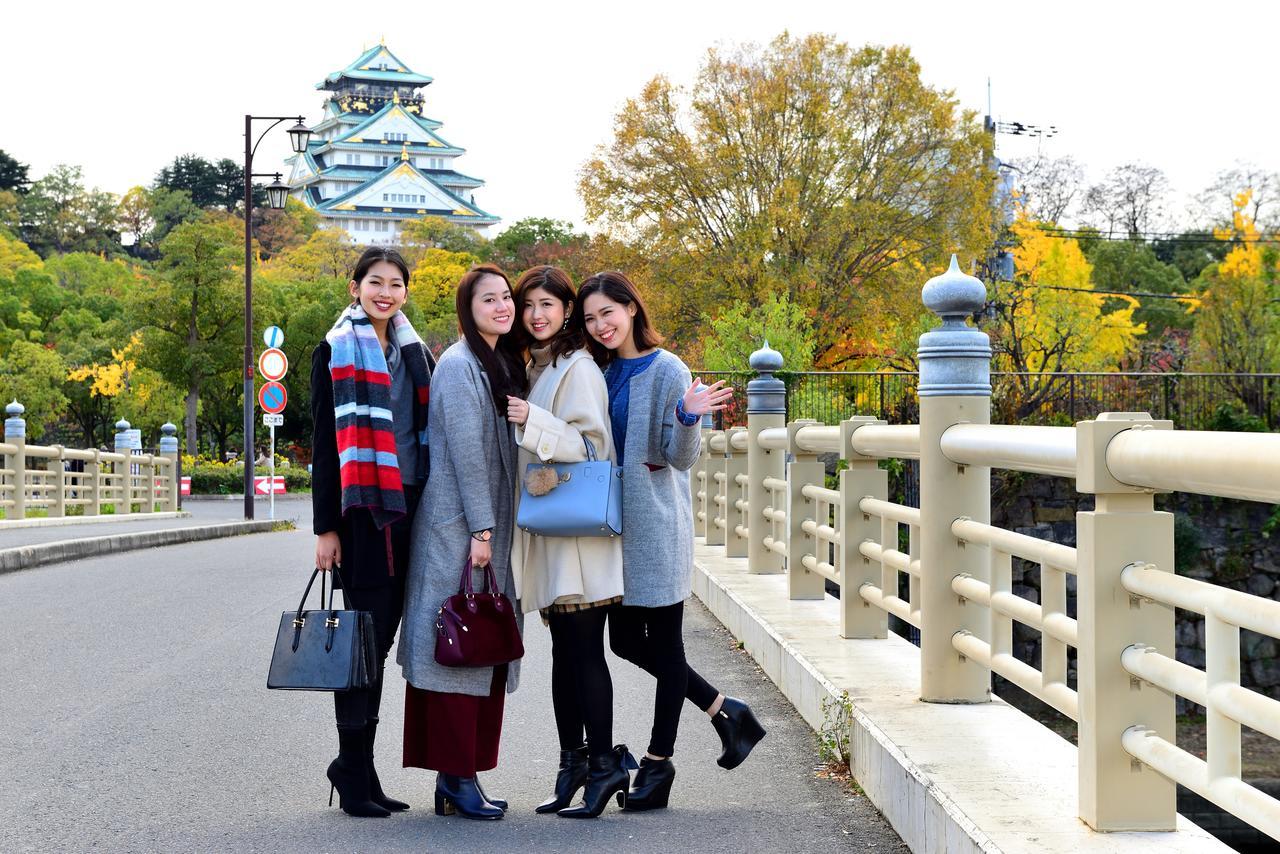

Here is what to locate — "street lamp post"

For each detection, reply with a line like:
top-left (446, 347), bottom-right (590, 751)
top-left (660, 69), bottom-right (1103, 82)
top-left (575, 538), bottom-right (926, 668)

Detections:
top-left (243, 115), bottom-right (310, 519)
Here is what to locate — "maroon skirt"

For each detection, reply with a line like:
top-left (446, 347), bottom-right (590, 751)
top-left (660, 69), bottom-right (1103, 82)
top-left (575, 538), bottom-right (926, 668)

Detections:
top-left (403, 665), bottom-right (507, 776)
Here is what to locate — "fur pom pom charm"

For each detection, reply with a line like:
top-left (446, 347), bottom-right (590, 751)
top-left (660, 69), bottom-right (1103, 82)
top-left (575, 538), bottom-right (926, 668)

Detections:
top-left (525, 466), bottom-right (561, 497)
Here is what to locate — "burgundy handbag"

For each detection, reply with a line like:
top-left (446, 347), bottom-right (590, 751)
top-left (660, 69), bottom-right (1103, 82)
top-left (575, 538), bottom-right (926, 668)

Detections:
top-left (434, 559), bottom-right (525, 668)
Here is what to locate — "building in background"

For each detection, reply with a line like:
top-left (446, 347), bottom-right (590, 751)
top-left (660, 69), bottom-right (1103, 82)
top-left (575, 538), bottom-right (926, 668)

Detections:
top-left (286, 43), bottom-right (498, 244)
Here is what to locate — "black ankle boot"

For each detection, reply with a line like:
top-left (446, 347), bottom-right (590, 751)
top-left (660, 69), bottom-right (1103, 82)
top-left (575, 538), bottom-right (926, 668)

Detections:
top-left (536, 746), bottom-right (589, 814)
top-left (621, 756), bottom-right (675, 812)
top-left (434, 773), bottom-right (503, 820)
top-left (364, 718), bottom-right (409, 811)
top-left (558, 745), bottom-right (636, 819)
top-left (327, 726), bottom-right (390, 818)
top-left (711, 696), bottom-right (767, 770)
top-left (474, 775), bottom-right (507, 811)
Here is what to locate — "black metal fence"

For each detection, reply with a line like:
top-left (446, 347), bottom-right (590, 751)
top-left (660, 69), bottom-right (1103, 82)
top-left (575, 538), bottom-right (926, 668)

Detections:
top-left (695, 371), bottom-right (1280, 431)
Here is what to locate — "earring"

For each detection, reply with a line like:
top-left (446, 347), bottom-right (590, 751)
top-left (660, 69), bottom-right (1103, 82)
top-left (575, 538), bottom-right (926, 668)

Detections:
top-left (562, 318), bottom-right (570, 331)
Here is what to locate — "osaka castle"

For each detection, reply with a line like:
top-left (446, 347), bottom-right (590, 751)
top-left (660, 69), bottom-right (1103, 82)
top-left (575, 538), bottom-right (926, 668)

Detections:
top-left (286, 44), bottom-right (499, 243)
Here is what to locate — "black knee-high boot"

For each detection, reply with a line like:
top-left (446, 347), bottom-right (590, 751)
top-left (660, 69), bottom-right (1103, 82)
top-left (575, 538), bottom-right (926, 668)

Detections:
top-left (365, 717), bottom-right (408, 811)
top-left (328, 725), bottom-right (390, 818)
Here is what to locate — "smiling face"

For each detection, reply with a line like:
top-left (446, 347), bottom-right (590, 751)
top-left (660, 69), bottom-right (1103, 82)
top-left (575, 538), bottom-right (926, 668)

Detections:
top-left (348, 260), bottom-right (407, 322)
top-left (471, 273), bottom-right (515, 339)
top-left (521, 286), bottom-right (569, 343)
top-left (583, 292), bottom-right (636, 352)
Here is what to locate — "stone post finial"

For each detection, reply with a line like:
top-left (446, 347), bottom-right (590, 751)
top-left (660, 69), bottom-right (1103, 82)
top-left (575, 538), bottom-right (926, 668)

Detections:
top-left (115, 418), bottom-right (131, 432)
top-left (747, 341), bottom-right (786, 415)
top-left (917, 254), bottom-right (991, 397)
top-left (159, 422), bottom-right (179, 454)
top-left (4, 400), bottom-right (25, 439)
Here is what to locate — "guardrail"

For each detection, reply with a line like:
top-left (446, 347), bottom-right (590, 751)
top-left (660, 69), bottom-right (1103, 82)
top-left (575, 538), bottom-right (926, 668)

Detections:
top-left (691, 256), bottom-right (1280, 841)
top-left (0, 404), bottom-right (180, 521)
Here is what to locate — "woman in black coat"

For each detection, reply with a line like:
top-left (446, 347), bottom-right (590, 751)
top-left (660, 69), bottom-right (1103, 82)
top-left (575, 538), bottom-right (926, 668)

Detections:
top-left (311, 246), bottom-right (433, 817)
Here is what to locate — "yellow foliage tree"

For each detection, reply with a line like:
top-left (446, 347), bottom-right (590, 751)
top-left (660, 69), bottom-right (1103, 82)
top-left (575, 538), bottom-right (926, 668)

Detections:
top-left (0, 228), bottom-right (41, 278)
top-left (67, 332), bottom-right (141, 397)
top-left (987, 217), bottom-right (1145, 417)
top-left (1190, 191), bottom-right (1280, 408)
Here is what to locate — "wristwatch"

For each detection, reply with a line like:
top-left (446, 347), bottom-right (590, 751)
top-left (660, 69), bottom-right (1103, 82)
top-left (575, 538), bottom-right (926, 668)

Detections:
top-left (470, 529), bottom-right (493, 542)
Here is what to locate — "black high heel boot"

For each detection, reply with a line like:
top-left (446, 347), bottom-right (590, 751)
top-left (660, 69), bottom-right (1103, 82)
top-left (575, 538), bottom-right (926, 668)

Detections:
top-left (434, 773), bottom-right (504, 820)
top-left (558, 745), bottom-right (636, 819)
top-left (364, 718), bottom-right (409, 811)
top-left (327, 726), bottom-right (390, 818)
top-left (474, 775), bottom-right (507, 811)
top-left (620, 756), bottom-right (675, 812)
top-left (711, 696), bottom-right (767, 770)
top-left (535, 746), bottom-right (589, 814)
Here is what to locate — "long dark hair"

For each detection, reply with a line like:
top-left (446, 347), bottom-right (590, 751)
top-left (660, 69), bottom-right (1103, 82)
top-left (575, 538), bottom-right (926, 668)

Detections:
top-left (455, 263), bottom-right (527, 415)
top-left (576, 270), bottom-right (663, 366)
top-left (350, 246), bottom-right (410, 291)
top-left (512, 266), bottom-right (585, 366)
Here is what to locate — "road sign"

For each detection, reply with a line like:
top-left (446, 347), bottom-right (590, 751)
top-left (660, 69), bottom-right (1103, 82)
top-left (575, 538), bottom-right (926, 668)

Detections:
top-left (263, 326), bottom-right (284, 348)
top-left (258, 381), bottom-right (287, 414)
top-left (254, 475), bottom-right (287, 495)
top-left (263, 413), bottom-right (283, 426)
top-left (258, 348), bottom-right (289, 382)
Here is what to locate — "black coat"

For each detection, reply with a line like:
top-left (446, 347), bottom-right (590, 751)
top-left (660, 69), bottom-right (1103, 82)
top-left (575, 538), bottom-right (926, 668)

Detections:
top-left (310, 341), bottom-right (431, 589)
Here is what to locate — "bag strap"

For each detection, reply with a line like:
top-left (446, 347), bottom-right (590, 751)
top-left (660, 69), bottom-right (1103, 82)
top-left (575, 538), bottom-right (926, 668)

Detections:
top-left (583, 435), bottom-right (598, 461)
top-left (295, 568), bottom-right (325, 621)
top-left (457, 558), bottom-right (475, 595)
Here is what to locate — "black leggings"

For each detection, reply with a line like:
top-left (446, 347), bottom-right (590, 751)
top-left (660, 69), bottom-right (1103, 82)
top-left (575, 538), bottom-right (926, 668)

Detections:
top-left (609, 602), bottom-right (719, 758)
top-left (548, 607), bottom-right (614, 758)
top-left (333, 583), bottom-right (404, 730)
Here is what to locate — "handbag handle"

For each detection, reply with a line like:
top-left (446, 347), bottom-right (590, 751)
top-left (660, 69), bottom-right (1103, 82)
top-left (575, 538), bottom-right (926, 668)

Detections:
top-left (456, 558), bottom-right (501, 597)
top-left (582, 435), bottom-right (598, 462)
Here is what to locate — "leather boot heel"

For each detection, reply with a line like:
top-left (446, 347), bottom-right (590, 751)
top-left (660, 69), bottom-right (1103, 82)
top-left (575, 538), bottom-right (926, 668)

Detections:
top-left (434, 773), bottom-right (503, 820)
top-left (433, 791), bottom-right (454, 816)
top-left (557, 745), bottom-right (636, 819)
top-left (622, 757), bottom-right (675, 812)
top-left (536, 746), bottom-right (589, 814)
top-left (711, 696), bottom-right (767, 770)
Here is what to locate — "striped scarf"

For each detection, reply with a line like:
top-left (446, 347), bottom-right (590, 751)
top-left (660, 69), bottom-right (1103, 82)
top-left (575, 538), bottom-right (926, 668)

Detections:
top-left (326, 303), bottom-right (431, 537)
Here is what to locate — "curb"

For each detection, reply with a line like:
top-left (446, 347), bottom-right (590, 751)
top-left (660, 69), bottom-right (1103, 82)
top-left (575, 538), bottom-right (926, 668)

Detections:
top-left (182, 495), bottom-right (310, 502)
top-left (0, 512), bottom-right (191, 530)
top-left (0, 521), bottom-right (282, 575)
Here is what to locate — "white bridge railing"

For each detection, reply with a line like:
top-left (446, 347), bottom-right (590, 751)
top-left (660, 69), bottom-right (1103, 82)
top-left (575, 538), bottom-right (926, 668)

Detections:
top-left (691, 256), bottom-right (1280, 842)
top-left (1, 403), bottom-right (180, 522)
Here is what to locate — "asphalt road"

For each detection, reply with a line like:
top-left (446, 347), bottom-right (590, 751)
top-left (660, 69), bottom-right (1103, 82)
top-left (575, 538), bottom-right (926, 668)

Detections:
top-left (0, 526), bottom-right (906, 853)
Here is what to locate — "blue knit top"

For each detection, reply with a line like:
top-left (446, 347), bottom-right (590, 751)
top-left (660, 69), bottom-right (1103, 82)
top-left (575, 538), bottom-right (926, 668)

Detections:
top-left (603, 351), bottom-right (660, 465)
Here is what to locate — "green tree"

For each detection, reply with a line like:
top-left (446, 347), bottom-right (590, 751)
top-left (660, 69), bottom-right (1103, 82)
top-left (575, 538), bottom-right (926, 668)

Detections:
top-left (701, 294), bottom-right (815, 371)
top-left (19, 165), bottom-right (121, 257)
top-left (0, 150), bottom-right (30, 194)
top-left (148, 187), bottom-right (203, 246)
top-left (117, 186), bottom-right (155, 257)
top-left (134, 216), bottom-right (243, 452)
top-left (580, 33), bottom-right (995, 364)
top-left (1087, 239), bottom-right (1190, 336)
top-left (0, 340), bottom-right (67, 440)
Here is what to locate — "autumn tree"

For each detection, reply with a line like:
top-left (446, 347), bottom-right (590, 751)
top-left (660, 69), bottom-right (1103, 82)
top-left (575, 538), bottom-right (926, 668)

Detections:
top-left (1195, 163), bottom-right (1279, 231)
top-left (580, 33), bottom-right (996, 365)
top-left (1189, 192), bottom-right (1280, 412)
top-left (986, 217), bottom-right (1144, 417)
top-left (133, 215), bottom-right (243, 452)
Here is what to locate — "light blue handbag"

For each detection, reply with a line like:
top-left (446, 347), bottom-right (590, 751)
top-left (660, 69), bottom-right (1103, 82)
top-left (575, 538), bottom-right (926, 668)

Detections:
top-left (516, 436), bottom-right (623, 537)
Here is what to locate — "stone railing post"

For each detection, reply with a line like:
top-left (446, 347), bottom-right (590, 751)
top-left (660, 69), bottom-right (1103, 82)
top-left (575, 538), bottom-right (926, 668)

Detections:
top-left (114, 418), bottom-right (133, 515)
top-left (1076, 413), bottom-right (1176, 830)
top-left (787, 419), bottom-right (825, 600)
top-left (47, 445), bottom-right (66, 517)
top-left (692, 429), bottom-right (711, 538)
top-left (724, 426), bottom-right (749, 558)
top-left (746, 344), bottom-right (786, 574)
top-left (705, 431), bottom-right (727, 547)
top-left (85, 449), bottom-right (102, 516)
top-left (4, 401), bottom-right (26, 520)
top-left (160, 423), bottom-right (180, 512)
top-left (918, 255), bottom-right (992, 703)
top-left (840, 417), bottom-right (889, 639)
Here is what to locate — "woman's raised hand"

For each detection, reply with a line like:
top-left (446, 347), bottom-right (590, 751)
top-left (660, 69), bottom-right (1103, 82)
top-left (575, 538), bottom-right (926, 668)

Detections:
top-left (682, 378), bottom-right (734, 416)
top-left (506, 395), bottom-right (529, 426)
top-left (315, 531), bottom-right (342, 571)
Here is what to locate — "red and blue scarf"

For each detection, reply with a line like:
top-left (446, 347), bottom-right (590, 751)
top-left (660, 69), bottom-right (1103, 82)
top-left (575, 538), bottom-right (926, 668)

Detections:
top-left (326, 304), bottom-right (432, 543)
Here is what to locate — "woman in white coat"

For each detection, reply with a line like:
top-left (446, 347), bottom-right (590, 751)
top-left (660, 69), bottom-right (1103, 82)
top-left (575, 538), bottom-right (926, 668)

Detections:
top-left (506, 266), bottom-right (630, 819)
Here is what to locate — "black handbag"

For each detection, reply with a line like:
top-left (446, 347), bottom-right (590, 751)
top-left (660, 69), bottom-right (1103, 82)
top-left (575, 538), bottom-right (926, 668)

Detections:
top-left (267, 566), bottom-right (377, 691)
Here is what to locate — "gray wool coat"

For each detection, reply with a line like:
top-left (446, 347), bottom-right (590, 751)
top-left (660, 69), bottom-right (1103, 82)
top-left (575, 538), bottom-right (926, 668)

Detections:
top-left (397, 340), bottom-right (523, 696)
top-left (616, 350), bottom-right (702, 608)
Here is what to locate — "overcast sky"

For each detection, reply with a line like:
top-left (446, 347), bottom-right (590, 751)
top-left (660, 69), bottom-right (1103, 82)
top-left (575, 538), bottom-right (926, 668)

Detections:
top-left (6, 1), bottom-right (1275, 233)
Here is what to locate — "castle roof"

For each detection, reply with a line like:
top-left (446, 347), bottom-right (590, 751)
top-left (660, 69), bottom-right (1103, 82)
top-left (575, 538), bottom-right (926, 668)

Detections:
top-left (313, 159), bottom-right (497, 223)
top-left (316, 44), bottom-right (433, 89)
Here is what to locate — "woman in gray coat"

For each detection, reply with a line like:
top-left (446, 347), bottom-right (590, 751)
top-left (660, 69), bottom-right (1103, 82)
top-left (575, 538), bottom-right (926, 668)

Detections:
top-left (577, 271), bottom-right (767, 812)
top-left (398, 264), bottom-right (526, 821)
